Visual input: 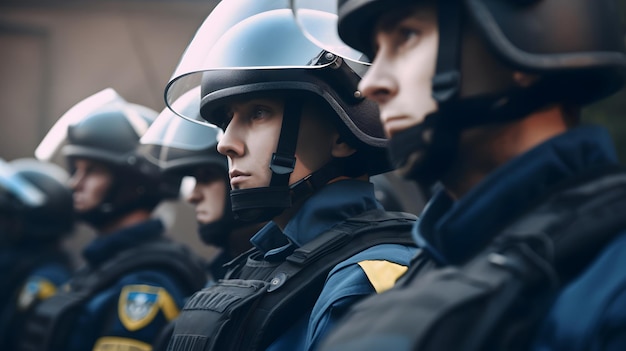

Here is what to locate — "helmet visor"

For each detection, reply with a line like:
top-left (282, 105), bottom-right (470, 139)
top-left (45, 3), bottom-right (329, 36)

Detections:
top-left (141, 87), bottom-right (223, 151)
top-left (35, 88), bottom-right (131, 162)
top-left (165, 0), bottom-right (360, 121)
top-left (290, 0), bottom-right (369, 64)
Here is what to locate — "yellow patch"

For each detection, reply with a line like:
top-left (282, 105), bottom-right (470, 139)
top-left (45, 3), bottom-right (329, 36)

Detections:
top-left (93, 336), bottom-right (152, 351)
top-left (118, 285), bottom-right (180, 332)
top-left (17, 278), bottom-right (57, 310)
top-left (357, 260), bottom-right (408, 293)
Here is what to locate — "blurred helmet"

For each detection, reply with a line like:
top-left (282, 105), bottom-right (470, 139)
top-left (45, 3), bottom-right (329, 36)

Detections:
top-left (165, 0), bottom-right (390, 223)
top-left (0, 158), bottom-right (74, 245)
top-left (140, 87), bottom-right (235, 247)
top-left (293, 0), bottom-right (626, 185)
top-left (140, 87), bottom-right (227, 176)
top-left (37, 88), bottom-right (179, 227)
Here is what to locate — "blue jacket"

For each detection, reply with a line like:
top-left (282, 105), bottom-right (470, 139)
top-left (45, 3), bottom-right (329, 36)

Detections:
top-left (65, 219), bottom-right (193, 351)
top-left (414, 125), bottom-right (626, 350)
top-left (255, 179), bottom-right (417, 351)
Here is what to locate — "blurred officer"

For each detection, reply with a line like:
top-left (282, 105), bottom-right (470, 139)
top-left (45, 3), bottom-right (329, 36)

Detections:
top-left (161, 1), bottom-right (418, 350)
top-left (18, 89), bottom-right (208, 351)
top-left (140, 87), bottom-right (262, 282)
top-left (290, 0), bottom-right (626, 350)
top-left (0, 158), bottom-right (74, 350)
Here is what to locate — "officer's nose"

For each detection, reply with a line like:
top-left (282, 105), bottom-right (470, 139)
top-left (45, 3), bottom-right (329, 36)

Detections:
top-left (217, 119), bottom-right (245, 159)
top-left (358, 51), bottom-right (398, 106)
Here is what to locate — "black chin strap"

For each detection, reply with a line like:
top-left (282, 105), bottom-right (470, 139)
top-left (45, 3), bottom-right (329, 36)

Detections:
top-left (387, 0), bottom-right (463, 189)
top-left (392, 1), bottom-right (562, 189)
top-left (230, 97), bottom-right (303, 223)
top-left (432, 0), bottom-right (463, 105)
top-left (231, 159), bottom-right (347, 223)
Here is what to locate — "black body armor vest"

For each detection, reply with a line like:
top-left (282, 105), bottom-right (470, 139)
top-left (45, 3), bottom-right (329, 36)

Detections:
top-left (17, 239), bottom-right (208, 351)
top-left (319, 168), bottom-right (626, 351)
top-left (167, 209), bottom-right (418, 351)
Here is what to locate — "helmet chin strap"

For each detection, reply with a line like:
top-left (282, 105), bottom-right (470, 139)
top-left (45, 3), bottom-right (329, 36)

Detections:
top-left (386, 0), bottom-right (463, 190)
top-left (391, 1), bottom-right (560, 190)
top-left (229, 97), bottom-right (348, 224)
top-left (390, 80), bottom-right (562, 189)
top-left (230, 97), bottom-right (303, 223)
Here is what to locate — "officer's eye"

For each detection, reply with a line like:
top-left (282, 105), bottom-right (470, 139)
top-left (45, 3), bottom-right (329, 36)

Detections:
top-left (393, 26), bottom-right (421, 51)
top-left (250, 107), bottom-right (271, 121)
top-left (400, 27), bottom-right (419, 42)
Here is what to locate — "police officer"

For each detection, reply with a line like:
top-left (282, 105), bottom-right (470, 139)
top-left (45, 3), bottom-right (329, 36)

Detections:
top-left (139, 87), bottom-right (263, 281)
top-left (18, 88), bottom-right (208, 351)
top-left (140, 88), bottom-right (268, 351)
top-left (162, 1), bottom-right (418, 350)
top-left (0, 158), bottom-right (74, 350)
top-left (291, 0), bottom-right (626, 350)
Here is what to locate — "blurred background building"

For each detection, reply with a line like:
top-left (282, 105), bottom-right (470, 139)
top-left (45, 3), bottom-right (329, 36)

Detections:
top-left (0, 0), bottom-right (624, 264)
top-left (0, 0), bottom-right (222, 263)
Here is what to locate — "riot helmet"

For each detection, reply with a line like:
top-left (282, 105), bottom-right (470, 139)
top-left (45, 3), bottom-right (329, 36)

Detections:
top-left (165, 0), bottom-right (390, 223)
top-left (292, 0), bottom-right (626, 186)
top-left (140, 87), bottom-right (236, 247)
top-left (36, 88), bottom-right (179, 228)
top-left (0, 158), bottom-right (74, 246)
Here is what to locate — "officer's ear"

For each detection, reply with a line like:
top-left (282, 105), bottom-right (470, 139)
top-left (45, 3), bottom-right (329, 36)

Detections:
top-left (331, 134), bottom-right (357, 158)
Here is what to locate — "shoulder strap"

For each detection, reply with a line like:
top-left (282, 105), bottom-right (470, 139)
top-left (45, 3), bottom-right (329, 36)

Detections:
top-left (239, 209), bottom-right (418, 350)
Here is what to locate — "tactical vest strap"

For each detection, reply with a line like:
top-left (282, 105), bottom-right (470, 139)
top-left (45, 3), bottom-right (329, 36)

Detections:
top-left (320, 168), bottom-right (626, 351)
top-left (18, 238), bottom-right (207, 351)
top-left (244, 210), bottom-right (417, 351)
top-left (169, 209), bottom-right (418, 351)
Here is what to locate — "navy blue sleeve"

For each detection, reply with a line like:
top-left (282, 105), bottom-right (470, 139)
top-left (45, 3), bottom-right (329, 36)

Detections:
top-left (532, 231), bottom-right (626, 351)
top-left (305, 243), bottom-right (416, 351)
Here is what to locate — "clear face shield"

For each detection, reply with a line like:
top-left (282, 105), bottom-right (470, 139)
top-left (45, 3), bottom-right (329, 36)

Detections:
top-left (289, 0), bottom-right (369, 64)
top-left (164, 0), bottom-right (362, 123)
top-left (34, 88), bottom-right (148, 162)
top-left (141, 86), bottom-right (223, 155)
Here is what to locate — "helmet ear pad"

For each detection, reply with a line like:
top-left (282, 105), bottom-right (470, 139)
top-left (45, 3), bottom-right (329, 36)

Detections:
top-left (459, 21), bottom-right (519, 98)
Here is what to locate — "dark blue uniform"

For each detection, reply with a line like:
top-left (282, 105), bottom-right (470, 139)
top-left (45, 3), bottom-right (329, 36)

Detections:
top-left (63, 219), bottom-right (192, 351)
top-left (412, 125), bottom-right (626, 350)
top-left (254, 179), bottom-right (417, 351)
top-left (530, 129), bottom-right (626, 350)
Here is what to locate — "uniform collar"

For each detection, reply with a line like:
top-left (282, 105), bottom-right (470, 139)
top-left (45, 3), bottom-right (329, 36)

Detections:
top-left (82, 219), bottom-right (164, 266)
top-left (416, 125), bottom-right (619, 265)
top-left (251, 179), bottom-right (382, 261)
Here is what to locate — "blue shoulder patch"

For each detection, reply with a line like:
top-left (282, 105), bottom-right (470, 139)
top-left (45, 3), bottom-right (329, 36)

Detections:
top-left (118, 285), bottom-right (181, 331)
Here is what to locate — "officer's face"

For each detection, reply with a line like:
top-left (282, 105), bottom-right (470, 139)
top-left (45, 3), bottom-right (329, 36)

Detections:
top-left (186, 167), bottom-right (227, 224)
top-left (68, 159), bottom-right (112, 212)
top-left (358, 4), bottom-right (439, 138)
top-left (217, 96), bottom-right (335, 190)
